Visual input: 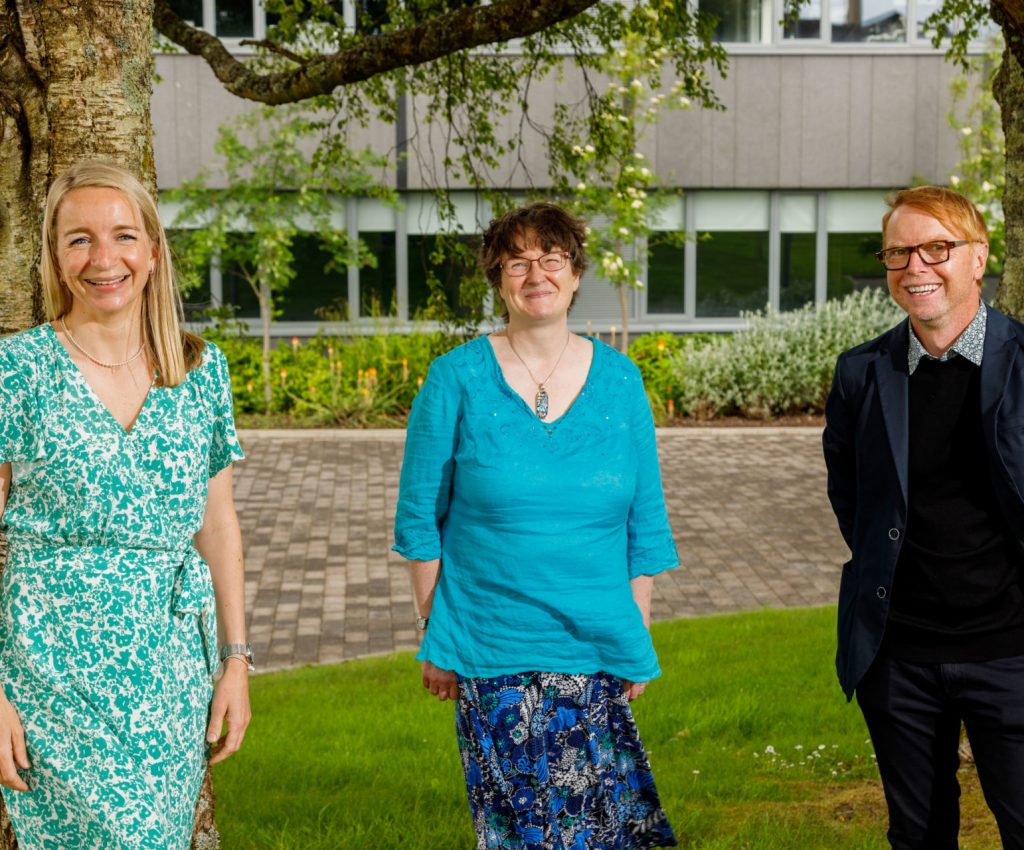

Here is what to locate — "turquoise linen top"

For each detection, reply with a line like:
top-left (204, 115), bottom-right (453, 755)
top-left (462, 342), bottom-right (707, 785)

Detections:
top-left (393, 335), bottom-right (678, 681)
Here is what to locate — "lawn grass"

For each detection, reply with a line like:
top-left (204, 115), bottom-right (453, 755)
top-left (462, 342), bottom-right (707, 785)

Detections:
top-left (213, 606), bottom-right (1001, 849)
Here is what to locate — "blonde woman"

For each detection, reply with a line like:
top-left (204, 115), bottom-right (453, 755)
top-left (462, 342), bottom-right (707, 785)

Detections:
top-left (0, 161), bottom-right (251, 848)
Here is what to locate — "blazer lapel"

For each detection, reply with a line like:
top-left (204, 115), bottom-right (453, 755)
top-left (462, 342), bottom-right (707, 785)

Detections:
top-left (875, 321), bottom-right (910, 506)
top-left (981, 305), bottom-right (1018, 434)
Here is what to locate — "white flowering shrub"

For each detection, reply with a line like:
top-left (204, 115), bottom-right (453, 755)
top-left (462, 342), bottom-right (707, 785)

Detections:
top-left (671, 288), bottom-right (904, 419)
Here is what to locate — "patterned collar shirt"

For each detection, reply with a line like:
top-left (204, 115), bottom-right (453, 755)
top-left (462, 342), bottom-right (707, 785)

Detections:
top-left (907, 300), bottom-right (986, 375)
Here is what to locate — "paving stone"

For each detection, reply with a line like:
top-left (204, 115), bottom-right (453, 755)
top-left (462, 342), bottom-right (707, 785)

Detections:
top-left (233, 427), bottom-right (848, 672)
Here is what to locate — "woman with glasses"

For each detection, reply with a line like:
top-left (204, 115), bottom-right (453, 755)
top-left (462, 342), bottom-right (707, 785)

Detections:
top-left (394, 202), bottom-right (678, 849)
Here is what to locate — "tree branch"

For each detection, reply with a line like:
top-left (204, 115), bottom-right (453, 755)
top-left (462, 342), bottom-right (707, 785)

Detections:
top-left (153, 0), bottom-right (600, 105)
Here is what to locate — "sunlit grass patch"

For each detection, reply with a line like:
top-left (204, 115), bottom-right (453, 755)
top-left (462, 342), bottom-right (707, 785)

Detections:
top-left (214, 606), bottom-right (999, 848)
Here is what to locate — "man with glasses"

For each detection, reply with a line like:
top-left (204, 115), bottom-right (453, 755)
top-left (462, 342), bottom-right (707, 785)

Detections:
top-left (823, 185), bottom-right (1024, 849)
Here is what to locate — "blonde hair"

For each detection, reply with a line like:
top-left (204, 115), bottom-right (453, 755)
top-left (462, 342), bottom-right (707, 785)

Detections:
top-left (41, 160), bottom-right (203, 387)
top-left (882, 185), bottom-right (989, 245)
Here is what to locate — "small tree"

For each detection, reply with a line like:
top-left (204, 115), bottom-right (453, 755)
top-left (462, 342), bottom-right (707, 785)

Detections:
top-left (547, 4), bottom-right (724, 352)
top-left (171, 105), bottom-right (395, 412)
top-left (948, 36), bottom-right (1005, 275)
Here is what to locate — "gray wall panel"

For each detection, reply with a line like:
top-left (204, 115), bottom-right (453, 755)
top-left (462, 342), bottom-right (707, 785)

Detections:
top-left (870, 57), bottom-right (918, 187)
top-left (153, 52), bottom-right (976, 193)
top-left (778, 57), bottom-right (806, 186)
top-left (734, 56), bottom-right (781, 186)
top-left (913, 56), bottom-right (942, 182)
top-left (803, 56), bottom-right (853, 188)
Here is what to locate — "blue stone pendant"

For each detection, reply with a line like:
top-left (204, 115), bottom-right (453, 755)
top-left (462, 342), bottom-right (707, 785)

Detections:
top-left (535, 386), bottom-right (550, 419)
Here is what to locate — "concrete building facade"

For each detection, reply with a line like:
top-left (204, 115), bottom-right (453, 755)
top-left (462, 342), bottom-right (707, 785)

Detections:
top-left (157, 0), bottom-right (990, 335)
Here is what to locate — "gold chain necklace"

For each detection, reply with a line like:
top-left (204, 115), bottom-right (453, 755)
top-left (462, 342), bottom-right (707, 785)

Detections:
top-left (59, 317), bottom-right (146, 369)
top-left (505, 331), bottom-right (571, 420)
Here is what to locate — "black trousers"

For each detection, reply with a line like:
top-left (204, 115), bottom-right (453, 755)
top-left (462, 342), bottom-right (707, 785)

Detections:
top-left (856, 651), bottom-right (1024, 850)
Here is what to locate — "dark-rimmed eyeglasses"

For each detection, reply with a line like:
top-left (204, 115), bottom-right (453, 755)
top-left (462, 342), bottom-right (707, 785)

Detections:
top-left (500, 251), bottom-right (569, 277)
top-left (875, 240), bottom-right (971, 271)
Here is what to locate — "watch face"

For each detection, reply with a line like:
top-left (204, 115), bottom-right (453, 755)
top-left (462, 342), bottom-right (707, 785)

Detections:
top-left (416, 617), bottom-right (429, 630)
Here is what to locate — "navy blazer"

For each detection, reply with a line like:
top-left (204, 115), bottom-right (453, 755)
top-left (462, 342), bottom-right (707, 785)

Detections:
top-left (823, 304), bottom-right (1024, 699)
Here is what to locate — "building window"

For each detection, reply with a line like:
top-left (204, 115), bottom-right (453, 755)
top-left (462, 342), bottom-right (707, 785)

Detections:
top-left (279, 234), bottom-right (348, 321)
top-left (359, 232), bottom-right (398, 317)
top-left (169, 229), bottom-right (212, 321)
top-left (715, 0), bottom-right (965, 44)
top-left (779, 194), bottom-right (818, 311)
top-left (646, 240), bottom-right (686, 314)
top-left (700, 0), bottom-right (772, 43)
top-left (831, 0), bottom-right (907, 42)
top-left (168, 0), bottom-right (203, 27)
top-left (780, 233), bottom-right (817, 310)
top-left (166, 0), bottom-right (261, 38)
top-left (826, 233), bottom-right (886, 299)
top-left (693, 191), bottom-right (770, 318)
top-left (216, 0), bottom-right (255, 37)
top-left (407, 234), bottom-right (477, 318)
top-left (696, 232), bottom-right (770, 317)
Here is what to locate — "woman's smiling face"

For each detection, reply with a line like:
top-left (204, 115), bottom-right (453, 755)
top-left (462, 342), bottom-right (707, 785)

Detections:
top-left (498, 233), bottom-right (580, 326)
top-left (55, 186), bottom-right (156, 321)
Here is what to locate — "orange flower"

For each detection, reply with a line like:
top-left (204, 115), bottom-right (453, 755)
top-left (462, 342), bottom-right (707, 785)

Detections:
top-left (291, 336), bottom-right (300, 351)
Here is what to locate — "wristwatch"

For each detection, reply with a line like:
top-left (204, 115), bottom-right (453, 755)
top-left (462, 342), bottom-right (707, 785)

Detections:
top-left (219, 642), bottom-right (255, 673)
top-left (416, 616), bottom-right (429, 631)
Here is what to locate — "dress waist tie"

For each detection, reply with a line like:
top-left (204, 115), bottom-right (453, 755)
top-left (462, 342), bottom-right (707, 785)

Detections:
top-left (172, 547), bottom-right (219, 676)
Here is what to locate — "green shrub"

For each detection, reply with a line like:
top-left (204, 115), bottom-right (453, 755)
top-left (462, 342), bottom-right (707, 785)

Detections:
top-left (628, 331), bottom-right (716, 423)
top-left (671, 288), bottom-right (904, 419)
top-left (203, 315), bottom-right (458, 425)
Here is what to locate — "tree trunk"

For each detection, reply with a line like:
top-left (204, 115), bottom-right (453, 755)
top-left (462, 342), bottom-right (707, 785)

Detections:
top-left (995, 44), bottom-right (1024, 319)
top-left (0, 3), bottom-right (218, 845)
top-left (260, 282), bottom-right (273, 413)
top-left (0, 0), bottom-right (158, 334)
top-left (617, 283), bottom-right (630, 354)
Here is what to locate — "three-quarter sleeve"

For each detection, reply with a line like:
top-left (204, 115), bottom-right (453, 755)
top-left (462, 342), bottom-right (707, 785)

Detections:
top-left (393, 354), bottom-right (462, 560)
top-left (205, 343), bottom-right (245, 478)
top-left (0, 344), bottom-right (33, 464)
top-left (625, 370), bottom-right (679, 578)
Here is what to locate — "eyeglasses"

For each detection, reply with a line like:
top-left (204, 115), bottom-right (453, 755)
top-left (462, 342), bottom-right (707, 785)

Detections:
top-left (500, 251), bottom-right (569, 277)
top-left (875, 240), bottom-right (971, 271)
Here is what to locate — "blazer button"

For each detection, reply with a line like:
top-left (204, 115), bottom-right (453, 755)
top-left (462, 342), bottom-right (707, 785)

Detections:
top-left (876, 586), bottom-right (887, 599)
top-left (888, 528), bottom-right (900, 540)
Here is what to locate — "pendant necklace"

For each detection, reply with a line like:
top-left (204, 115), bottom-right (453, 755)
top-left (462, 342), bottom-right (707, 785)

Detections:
top-left (506, 331), bottom-right (571, 420)
top-left (60, 317), bottom-right (146, 369)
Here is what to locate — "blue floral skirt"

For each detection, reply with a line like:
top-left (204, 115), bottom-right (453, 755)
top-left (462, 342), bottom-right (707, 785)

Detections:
top-left (455, 671), bottom-right (677, 850)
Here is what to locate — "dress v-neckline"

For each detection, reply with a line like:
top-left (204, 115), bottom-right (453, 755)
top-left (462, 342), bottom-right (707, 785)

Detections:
top-left (484, 334), bottom-right (597, 431)
top-left (45, 322), bottom-right (155, 436)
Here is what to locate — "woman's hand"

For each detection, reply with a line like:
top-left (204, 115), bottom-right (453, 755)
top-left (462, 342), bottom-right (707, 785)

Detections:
top-left (206, 660), bottom-right (251, 765)
top-left (0, 694), bottom-right (29, 791)
top-left (622, 680), bottom-right (649, 702)
top-left (422, 661), bottom-right (459, 702)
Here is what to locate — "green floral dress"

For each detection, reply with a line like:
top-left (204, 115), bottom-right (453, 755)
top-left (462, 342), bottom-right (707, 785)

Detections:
top-left (0, 323), bottom-right (243, 850)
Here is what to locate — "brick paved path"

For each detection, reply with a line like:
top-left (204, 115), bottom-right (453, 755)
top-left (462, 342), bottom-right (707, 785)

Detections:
top-left (234, 428), bottom-right (848, 672)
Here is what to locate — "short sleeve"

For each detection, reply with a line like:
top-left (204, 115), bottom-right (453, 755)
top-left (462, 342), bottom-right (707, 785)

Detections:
top-left (392, 354), bottom-right (461, 560)
top-left (205, 343), bottom-right (244, 478)
top-left (0, 342), bottom-right (35, 465)
top-left (625, 370), bottom-right (679, 578)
